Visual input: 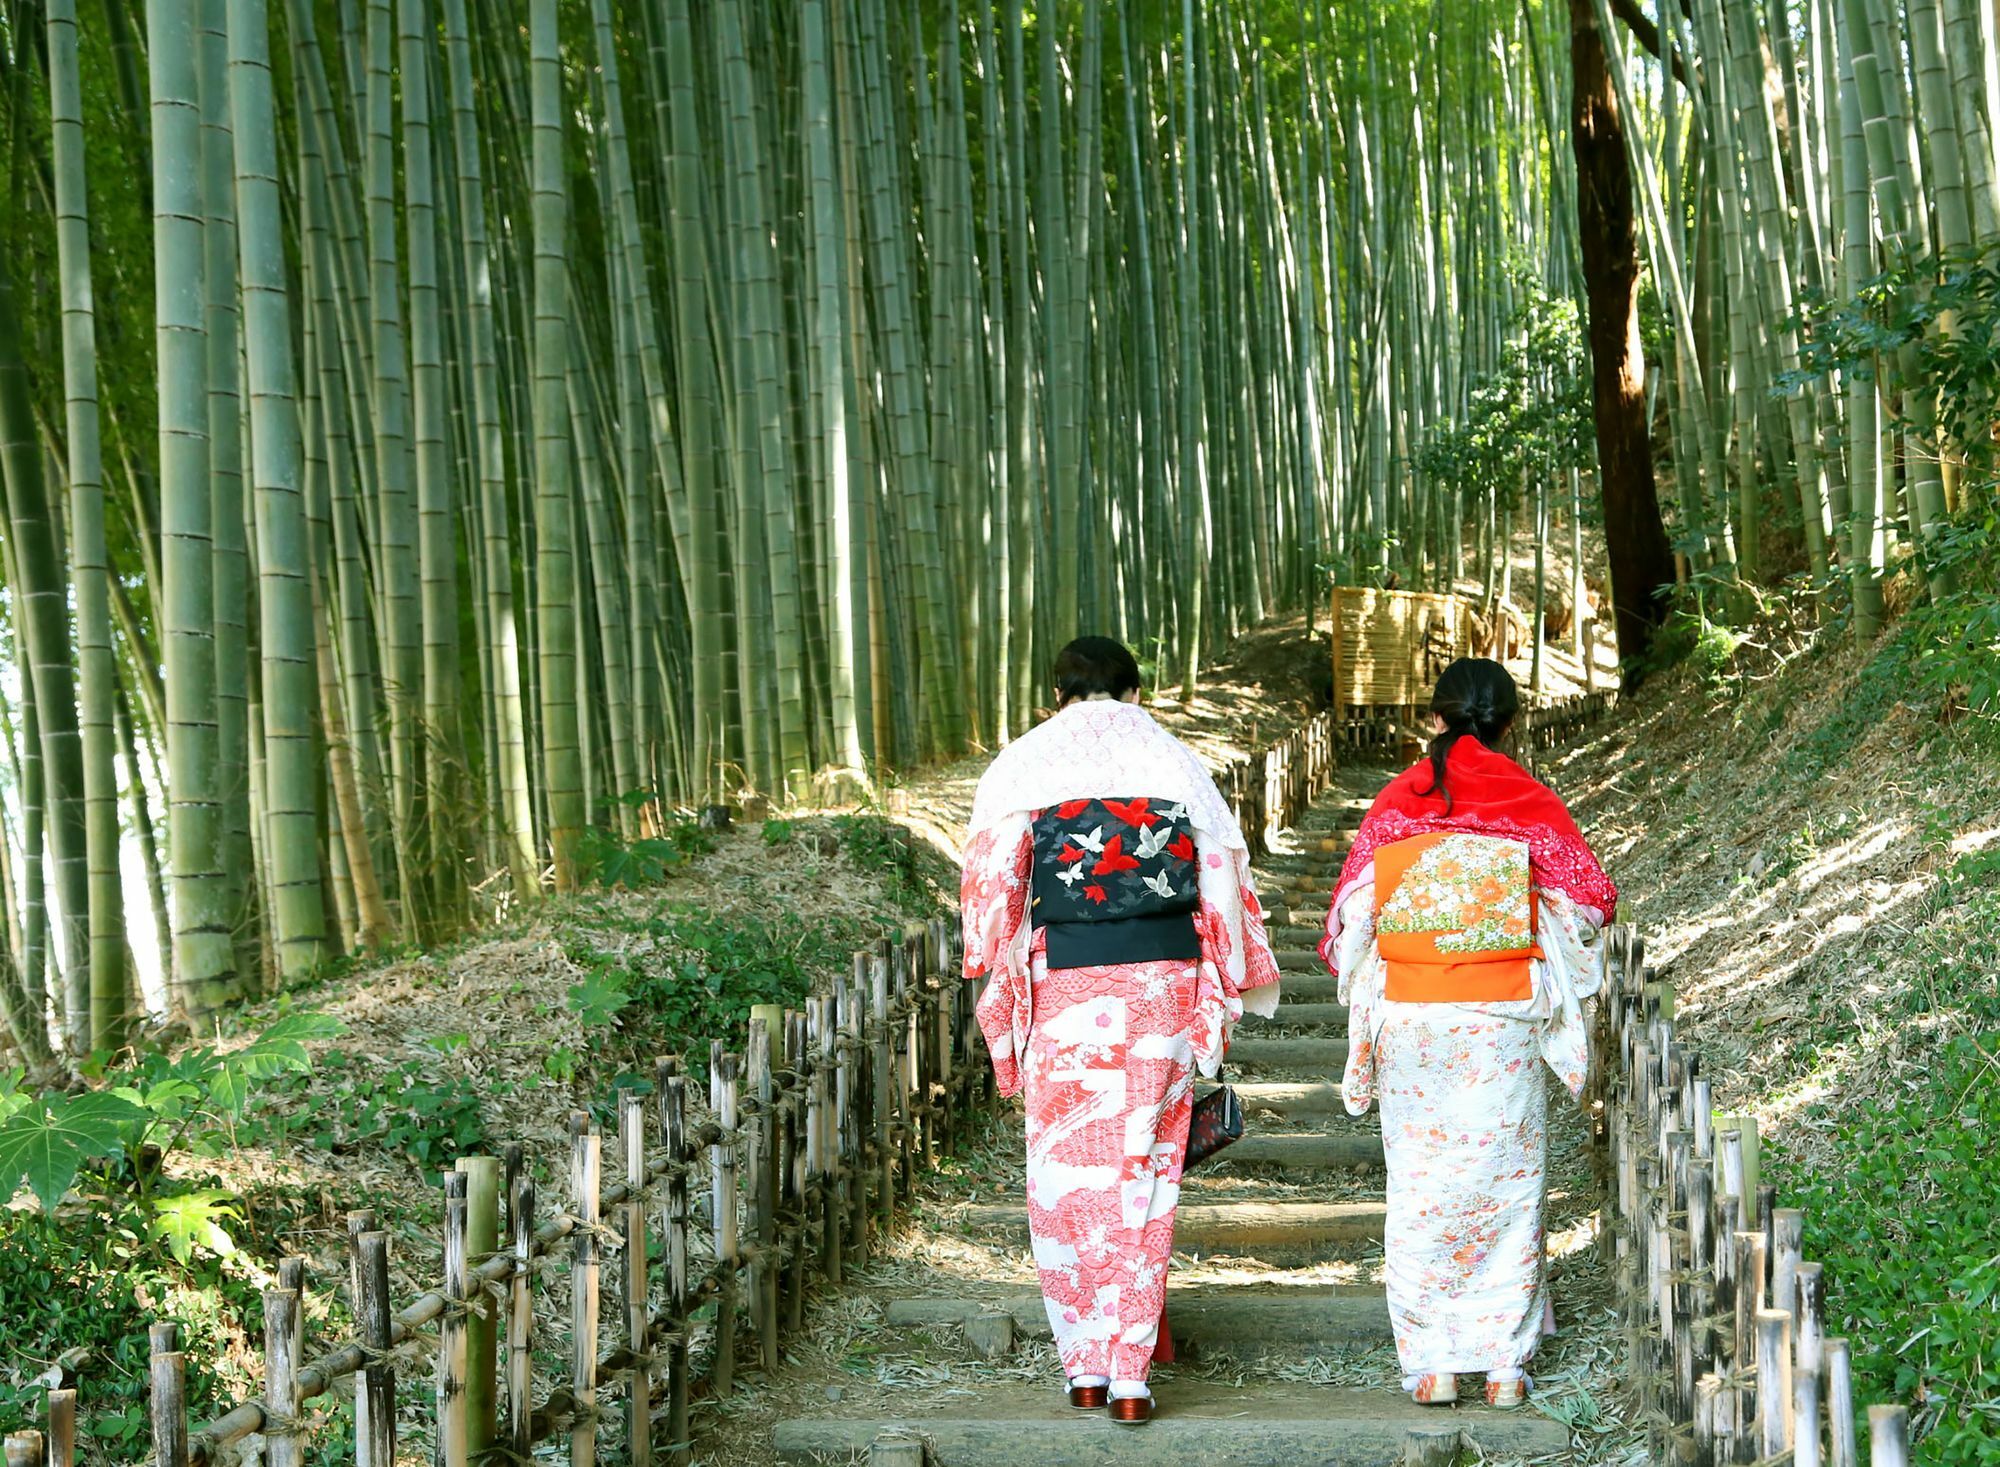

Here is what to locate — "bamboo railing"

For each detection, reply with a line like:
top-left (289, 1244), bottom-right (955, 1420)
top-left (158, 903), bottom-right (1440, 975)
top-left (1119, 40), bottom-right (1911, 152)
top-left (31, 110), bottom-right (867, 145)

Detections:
top-left (1596, 925), bottom-right (1910, 1466)
top-left (0, 920), bottom-right (986, 1467)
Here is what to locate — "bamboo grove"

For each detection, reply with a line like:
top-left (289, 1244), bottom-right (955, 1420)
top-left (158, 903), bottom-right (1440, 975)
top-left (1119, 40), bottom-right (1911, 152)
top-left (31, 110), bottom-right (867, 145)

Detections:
top-left (1, 0), bottom-right (1591, 1050)
top-left (1595, 0), bottom-right (2000, 630)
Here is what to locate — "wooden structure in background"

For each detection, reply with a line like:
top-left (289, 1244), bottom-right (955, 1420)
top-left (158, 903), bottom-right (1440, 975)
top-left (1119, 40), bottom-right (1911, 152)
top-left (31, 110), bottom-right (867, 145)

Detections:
top-left (1328, 586), bottom-right (1477, 709)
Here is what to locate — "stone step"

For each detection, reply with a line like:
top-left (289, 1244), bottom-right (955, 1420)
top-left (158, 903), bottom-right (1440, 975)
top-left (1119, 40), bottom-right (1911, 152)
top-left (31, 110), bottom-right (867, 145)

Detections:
top-left (1214, 1080), bottom-right (1349, 1118)
top-left (951, 1199), bottom-right (1384, 1261)
top-left (1266, 908), bottom-right (1331, 928)
top-left (1258, 871), bottom-right (1337, 895)
top-left (1239, 1001), bottom-right (1347, 1029)
top-left (773, 1383), bottom-right (1569, 1465)
top-left (1273, 950), bottom-right (1331, 977)
top-left (1212, 1130), bottom-right (1382, 1171)
top-left (1225, 1036), bottom-right (1348, 1073)
top-left (883, 1284), bottom-right (1390, 1352)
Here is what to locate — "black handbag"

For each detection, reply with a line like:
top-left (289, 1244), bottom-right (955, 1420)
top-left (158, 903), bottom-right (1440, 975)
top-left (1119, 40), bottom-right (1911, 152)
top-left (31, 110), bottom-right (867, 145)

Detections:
top-left (1185, 1081), bottom-right (1243, 1168)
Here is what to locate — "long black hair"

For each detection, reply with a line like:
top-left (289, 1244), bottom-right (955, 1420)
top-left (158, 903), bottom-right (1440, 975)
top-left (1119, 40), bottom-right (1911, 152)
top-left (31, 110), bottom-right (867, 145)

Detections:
top-left (1418, 658), bottom-right (1519, 813)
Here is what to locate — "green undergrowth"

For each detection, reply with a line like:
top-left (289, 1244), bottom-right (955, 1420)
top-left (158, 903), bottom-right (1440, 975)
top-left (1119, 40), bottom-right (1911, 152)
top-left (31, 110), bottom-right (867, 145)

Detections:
top-left (1766, 847), bottom-right (2000, 1462)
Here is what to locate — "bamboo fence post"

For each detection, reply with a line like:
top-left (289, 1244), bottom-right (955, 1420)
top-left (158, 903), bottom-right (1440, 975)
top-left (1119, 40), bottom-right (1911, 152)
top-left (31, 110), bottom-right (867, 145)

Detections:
top-left (1795, 1361), bottom-right (1823, 1467)
top-left (503, 1141), bottom-right (524, 1237)
top-left (4, 1433), bottom-right (41, 1467)
top-left (1825, 1337), bottom-right (1856, 1467)
top-left (1796, 1261), bottom-right (1826, 1381)
top-left (345, 1208), bottom-right (376, 1388)
top-left (1867, 1404), bottom-right (1910, 1467)
top-left (657, 1062), bottom-right (692, 1463)
top-left (834, 984), bottom-right (859, 1273)
top-left (45, 1389), bottom-right (73, 1467)
top-left (894, 934), bottom-right (917, 1202)
top-left (933, 918), bottom-right (954, 1154)
top-left (1772, 1208), bottom-right (1803, 1332)
top-left (356, 1231), bottom-right (397, 1467)
top-left (1687, 1158), bottom-right (1715, 1385)
top-left (262, 1289), bottom-right (303, 1467)
top-left (710, 1045), bottom-right (740, 1398)
top-left (809, 996), bottom-right (841, 1284)
top-left (1733, 1232), bottom-right (1766, 1370)
top-left (747, 1020), bottom-right (780, 1373)
top-left (841, 976), bottom-right (867, 1267)
top-left (620, 1090), bottom-right (653, 1467)
top-left (570, 1112), bottom-right (603, 1466)
top-left (872, 950), bottom-right (895, 1222)
top-left (784, 1011), bottom-right (811, 1328)
top-left (439, 1171), bottom-right (470, 1467)
top-left (457, 1154), bottom-right (502, 1455)
top-left (1693, 1374), bottom-right (1720, 1467)
top-left (1755, 1308), bottom-right (1792, 1455)
top-left (507, 1176), bottom-right (536, 1461)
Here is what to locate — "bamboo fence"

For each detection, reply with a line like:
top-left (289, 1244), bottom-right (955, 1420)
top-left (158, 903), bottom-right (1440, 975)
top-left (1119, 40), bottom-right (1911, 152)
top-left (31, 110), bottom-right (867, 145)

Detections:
top-left (1595, 925), bottom-right (1911, 1466)
top-left (0, 693), bottom-right (1651, 1467)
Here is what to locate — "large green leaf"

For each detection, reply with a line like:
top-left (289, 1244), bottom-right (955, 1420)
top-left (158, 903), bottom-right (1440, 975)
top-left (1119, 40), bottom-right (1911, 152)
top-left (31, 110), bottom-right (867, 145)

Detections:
top-left (148, 1189), bottom-right (243, 1265)
top-left (0, 1092), bottom-right (150, 1212)
top-left (207, 1013), bottom-right (344, 1116)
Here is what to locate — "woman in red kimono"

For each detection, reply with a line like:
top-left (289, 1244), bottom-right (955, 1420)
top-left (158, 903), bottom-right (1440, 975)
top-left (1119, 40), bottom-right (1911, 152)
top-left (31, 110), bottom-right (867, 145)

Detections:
top-left (1320, 658), bottom-right (1616, 1409)
top-left (961, 638), bottom-right (1282, 1423)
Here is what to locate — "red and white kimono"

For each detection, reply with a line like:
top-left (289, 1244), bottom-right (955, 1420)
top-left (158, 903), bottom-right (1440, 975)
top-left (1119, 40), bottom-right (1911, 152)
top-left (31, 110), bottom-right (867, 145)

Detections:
top-left (1320, 737), bottom-right (1617, 1387)
top-left (962, 700), bottom-right (1282, 1384)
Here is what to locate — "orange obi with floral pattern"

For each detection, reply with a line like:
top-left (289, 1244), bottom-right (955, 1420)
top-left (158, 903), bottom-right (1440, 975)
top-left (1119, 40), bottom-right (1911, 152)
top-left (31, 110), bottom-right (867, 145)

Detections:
top-left (1373, 831), bottom-right (1539, 1003)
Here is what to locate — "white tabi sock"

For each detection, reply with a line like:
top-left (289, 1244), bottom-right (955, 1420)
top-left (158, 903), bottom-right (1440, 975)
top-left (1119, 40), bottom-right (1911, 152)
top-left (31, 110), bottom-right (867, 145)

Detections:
top-left (1109, 1379), bottom-right (1151, 1401)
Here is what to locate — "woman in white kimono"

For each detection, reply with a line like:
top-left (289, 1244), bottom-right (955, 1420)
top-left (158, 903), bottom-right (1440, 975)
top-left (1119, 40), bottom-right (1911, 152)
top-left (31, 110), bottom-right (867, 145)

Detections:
top-left (962, 637), bottom-right (1282, 1423)
top-left (1319, 658), bottom-right (1616, 1409)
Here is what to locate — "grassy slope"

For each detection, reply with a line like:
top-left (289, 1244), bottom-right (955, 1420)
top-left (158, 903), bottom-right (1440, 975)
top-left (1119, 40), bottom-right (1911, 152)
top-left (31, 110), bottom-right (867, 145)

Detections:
top-left (1557, 623), bottom-right (2000, 1462)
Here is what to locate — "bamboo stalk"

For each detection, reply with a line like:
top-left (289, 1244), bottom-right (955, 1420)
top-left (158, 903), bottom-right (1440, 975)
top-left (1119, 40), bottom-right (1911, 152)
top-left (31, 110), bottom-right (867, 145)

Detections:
top-left (785, 1011), bottom-right (811, 1328)
top-left (356, 1232), bottom-right (396, 1467)
top-left (1826, 1337), bottom-right (1856, 1467)
top-left (1795, 1364), bottom-right (1823, 1467)
top-left (149, 1325), bottom-right (188, 1467)
top-left (1755, 1308), bottom-right (1792, 1455)
top-left (621, 1091), bottom-right (653, 1467)
top-left (262, 1289), bottom-right (303, 1467)
top-left (456, 1156), bottom-right (502, 1455)
top-left (1867, 1405), bottom-right (1910, 1467)
top-left (710, 1045), bottom-right (740, 1397)
top-left (45, 1390), bottom-right (73, 1467)
top-left (570, 1113), bottom-right (603, 1466)
top-left (438, 1171), bottom-right (470, 1467)
top-left (872, 950), bottom-right (894, 1222)
top-left (658, 1063), bottom-right (692, 1463)
top-left (748, 1019), bottom-right (779, 1371)
top-left (507, 1177), bottom-right (536, 1460)
top-left (3, 1433), bottom-right (42, 1467)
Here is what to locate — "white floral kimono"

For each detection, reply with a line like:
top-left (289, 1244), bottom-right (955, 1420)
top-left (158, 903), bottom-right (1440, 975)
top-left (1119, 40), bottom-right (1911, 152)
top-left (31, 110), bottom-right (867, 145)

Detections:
top-left (1321, 738), bottom-right (1615, 1386)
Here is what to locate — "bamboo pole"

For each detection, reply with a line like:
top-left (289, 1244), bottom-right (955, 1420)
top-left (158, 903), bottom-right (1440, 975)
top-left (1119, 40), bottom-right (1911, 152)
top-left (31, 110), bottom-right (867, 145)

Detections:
top-left (570, 1113), bottom-right (603, 1466)
top-left (456, 1155), bottom-right (502, 1454)
top-left (506, 1177), bottom-right (535, 1460)
top-left (45, 1390), bottom-right (73, 1467)
top-left (149, 1324), bottom-right (188, 1467)
top-left (658, 1063), bottom-right (692, 1463)
top-left (872, 949), bottom-right (895, 1223)
top-left (785, 1011), bottom-right (812, 1327)
top-left (1867, 1405), bottom-right (1911, 1467)
top-left (710, 1045), bottom-right (740, 1397)
top-left (1755, 1308), bottom-right (1792, 1455)
top-left (621, 1091), bottom-right (653, 1467)
top-left (438, 1171), bottom-right (470, 1467)
top-left (3, 1434), bottom-right (41, 1467)
top-left (262, 1289), bottom-right (303, 1467)
top-left (1826, 1337), bottom-right (1856, 1467)
top-left (748, 1019), bottom-right (779, 1372)
top-left (356, 1231), bottom-right (396, 1467)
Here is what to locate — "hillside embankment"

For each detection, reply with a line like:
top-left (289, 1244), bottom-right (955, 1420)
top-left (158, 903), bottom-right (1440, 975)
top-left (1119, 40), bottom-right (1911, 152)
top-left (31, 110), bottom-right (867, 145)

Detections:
top-left (1557, 617), bottom-right (1998, 1456)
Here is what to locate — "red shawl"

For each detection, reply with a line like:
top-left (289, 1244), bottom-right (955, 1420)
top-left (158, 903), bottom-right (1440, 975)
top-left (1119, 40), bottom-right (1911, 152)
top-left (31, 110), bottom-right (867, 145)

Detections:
top-left (1319, 737), bottom-right (1617, 973)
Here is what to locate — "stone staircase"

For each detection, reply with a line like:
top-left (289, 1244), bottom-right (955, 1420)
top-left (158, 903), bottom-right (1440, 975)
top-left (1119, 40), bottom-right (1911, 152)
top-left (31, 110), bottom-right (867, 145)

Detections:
top-left (769, 769), bottom-right (1577, 1466)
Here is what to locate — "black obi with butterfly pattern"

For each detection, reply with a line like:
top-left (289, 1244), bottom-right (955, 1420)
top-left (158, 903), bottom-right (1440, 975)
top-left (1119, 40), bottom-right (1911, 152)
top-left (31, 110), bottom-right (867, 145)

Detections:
top-left (1029, 796), bottom-right (1203, 970)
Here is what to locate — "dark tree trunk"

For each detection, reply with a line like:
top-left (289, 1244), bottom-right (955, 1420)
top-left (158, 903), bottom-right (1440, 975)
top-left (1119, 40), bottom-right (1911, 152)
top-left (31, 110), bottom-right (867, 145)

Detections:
top-left (1569, 0), bottom-right (1677, 679)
